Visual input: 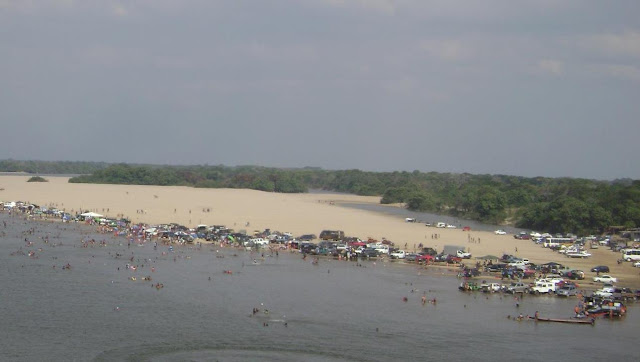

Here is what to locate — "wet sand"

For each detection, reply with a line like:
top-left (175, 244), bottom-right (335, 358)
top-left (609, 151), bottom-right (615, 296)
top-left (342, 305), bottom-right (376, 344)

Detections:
top-left (1, 174), bottom-right (638, 288)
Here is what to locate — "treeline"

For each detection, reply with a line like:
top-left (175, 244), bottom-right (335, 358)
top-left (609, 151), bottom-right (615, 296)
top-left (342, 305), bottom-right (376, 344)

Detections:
top-left (4, 160), bottom-right (638, 234)
top-left (310, 170), bottom-right (640, 234)
top-left (69, 164), bottom-right (308, 193)
top-left (0, 159), bottom-right (109, 175)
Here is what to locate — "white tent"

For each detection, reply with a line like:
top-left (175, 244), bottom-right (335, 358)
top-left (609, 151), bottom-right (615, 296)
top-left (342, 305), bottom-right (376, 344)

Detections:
top-left (80, 212), bottom-right (104, 218)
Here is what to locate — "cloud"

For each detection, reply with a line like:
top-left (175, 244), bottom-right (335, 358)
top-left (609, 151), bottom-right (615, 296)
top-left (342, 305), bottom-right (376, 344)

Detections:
top-left (0, 0), bottom-right (74, 11)
top-left (580, 31), bottom-right (640, 58)
top-left (319, 0), bottom-right (396, 14)
top-left (537, 59), bottom-right (564, 75)
top-left (418, 38), bottom-right (471, 61)
top-left (112, 3), bottom-right (127, 17)
top-left (600, 64), bottom-right (640, 81)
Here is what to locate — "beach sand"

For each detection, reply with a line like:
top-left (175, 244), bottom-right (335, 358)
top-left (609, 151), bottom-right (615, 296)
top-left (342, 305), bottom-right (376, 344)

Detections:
top-left (1, 175), bottom-right (638, 288)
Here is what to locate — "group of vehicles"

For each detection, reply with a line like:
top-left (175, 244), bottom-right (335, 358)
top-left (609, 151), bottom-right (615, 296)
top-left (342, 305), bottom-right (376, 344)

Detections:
top-left (460, 275), bottom-right (639, 301)
top-left (460, 253), bottom-right (639, 302)
top-left (297, 240), bottom-right (471, 265)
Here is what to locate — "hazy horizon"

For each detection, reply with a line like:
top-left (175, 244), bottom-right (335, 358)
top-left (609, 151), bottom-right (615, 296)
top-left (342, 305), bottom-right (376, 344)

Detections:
top-left (2, 1), bottom-right (639, 179)
top-left (2, 157), bottom-right (637, 182)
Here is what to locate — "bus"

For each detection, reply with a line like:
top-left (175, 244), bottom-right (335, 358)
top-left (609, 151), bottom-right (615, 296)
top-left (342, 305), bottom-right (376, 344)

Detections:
top-left (542, 237), bottom-right (574, 248)
top-left (319, 230), bottom-right (344, 241)
top-left (621, 249), bottom-right (640, 262)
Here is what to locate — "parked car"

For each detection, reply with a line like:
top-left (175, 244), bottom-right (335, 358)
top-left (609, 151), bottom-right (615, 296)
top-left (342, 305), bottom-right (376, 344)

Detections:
top-left (360, 248), bottom-right (379, 258)
top-left (634, 261), bottom-right (640, 268)
top-left (620, 288), bottom-right (637, 301)
top-left (495, 230), bottom-right (507, 235)
top-left (456, 250), bottom-right (471, 259)
top-left (508, 259), bottom-right (529, 267)
top-left (593, 275), bottom-right (617, 283)
top-left (556, 285), bottom-right (578, 297)
top-left (299, 243), bottom-right (317, 254)
top-left (514, 232), bottom-right (531, 240)
top-left (389, 250), bottom-right (406, 259)
top-left (416, 254), bottom-right (435, 264)
top-left (435, 253), bottom-right (449, 262)
top-left (445, 255), bottom-right (463, 263)
top-left (594, 286), bottom-right (622, 298)
top-left (565, 270), bottom-right (585, 280)
top-left (531, 282), bottom-right (557, 294)
top-left (485, 263), bottom-right (507, 272)
top-left (421, 247), bottom-right (438, 256)
top-left (505, 282), bottom-right (530, 294)
top-left (500, 254), bottom-right (519, 263)
top-left (591, 265), bottom-right (610, 273)
top-left (481, 283), bottom-right (503, 293)
top-left (461, 268), bottom-right (481, 277)
top-left (404, 253), bottom-right (418, 262)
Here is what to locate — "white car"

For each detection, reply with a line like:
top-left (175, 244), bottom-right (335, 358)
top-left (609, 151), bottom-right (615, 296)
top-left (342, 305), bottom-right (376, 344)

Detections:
top-left (594, 286), bottom-right (621, 298)
top-left (593, 275), bottom-right (617, 283)
top-left (494, 230), bottom-right (506, 235)
top-left (634, 261), bottom-right (640, 268)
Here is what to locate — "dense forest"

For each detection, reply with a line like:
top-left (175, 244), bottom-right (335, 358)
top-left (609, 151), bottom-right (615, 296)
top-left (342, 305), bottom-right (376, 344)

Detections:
top-left (2, 160), bottom-right (639, 235)
top-left (0, 159), bottom-right (109, 175)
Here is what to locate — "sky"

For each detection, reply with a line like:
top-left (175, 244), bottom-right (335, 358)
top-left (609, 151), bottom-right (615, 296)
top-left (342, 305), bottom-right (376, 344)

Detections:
top-left (1, 0), bottom-right (639, 180)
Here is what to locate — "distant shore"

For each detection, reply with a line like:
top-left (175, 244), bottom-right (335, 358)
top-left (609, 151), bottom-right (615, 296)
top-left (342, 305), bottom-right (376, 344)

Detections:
top-left (1, 175), bottom-right (638, 288)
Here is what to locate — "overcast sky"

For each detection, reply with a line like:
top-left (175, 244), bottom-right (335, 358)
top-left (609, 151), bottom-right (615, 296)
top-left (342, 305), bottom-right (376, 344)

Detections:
top-left (1, 0), bottom-right (639, 180)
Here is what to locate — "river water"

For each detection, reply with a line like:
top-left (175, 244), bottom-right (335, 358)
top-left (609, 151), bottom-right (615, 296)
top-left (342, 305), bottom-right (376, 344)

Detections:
top-left (336, 202), bottom-right (524, 234)
top-left (0, 212), bottom-right (637, 362)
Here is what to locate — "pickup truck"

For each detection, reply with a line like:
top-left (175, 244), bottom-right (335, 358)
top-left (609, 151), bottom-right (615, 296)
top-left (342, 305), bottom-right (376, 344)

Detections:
top-left (505, 282), bottom-right (530, 294)
top-left (373, 244), bottom-right (390, 255)
top-left (481, 283), bottom-right (503, 293)
top-left (508, 259), bottom-right (530, 267)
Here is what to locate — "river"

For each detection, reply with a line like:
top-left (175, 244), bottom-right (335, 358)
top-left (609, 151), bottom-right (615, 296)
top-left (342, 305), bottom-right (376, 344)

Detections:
top-left (0, 213), bottom-right (637, 361)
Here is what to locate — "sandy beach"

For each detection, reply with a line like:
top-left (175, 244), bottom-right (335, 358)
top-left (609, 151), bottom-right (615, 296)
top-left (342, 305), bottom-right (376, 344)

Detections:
top-left (1, 174), bottom-right (639, 288)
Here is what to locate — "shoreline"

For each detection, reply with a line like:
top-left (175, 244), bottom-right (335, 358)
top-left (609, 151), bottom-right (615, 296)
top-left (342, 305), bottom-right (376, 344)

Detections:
top-left (1, 174), bottom-right (639, 289)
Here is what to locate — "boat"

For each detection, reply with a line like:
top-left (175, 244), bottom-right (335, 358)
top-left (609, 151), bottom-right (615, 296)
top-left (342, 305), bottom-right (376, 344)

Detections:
top-left (528, 316), bottom-right (595, 325)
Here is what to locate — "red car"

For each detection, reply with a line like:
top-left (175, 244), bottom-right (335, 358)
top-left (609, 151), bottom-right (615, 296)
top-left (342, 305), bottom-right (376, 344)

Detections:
top-left (416, 254), bottom-right (434, 264)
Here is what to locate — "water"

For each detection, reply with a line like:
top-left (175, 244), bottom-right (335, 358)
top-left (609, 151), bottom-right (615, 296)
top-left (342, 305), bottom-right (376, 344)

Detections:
top-left (0, 213), bottom-right (638, 361)
top-left (336, 202), bottom-right (524, 233)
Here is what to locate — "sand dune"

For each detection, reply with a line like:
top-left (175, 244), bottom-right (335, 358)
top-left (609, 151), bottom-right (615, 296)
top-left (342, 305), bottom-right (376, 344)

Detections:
top-left (1, 174), bottom-right (638, 288)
